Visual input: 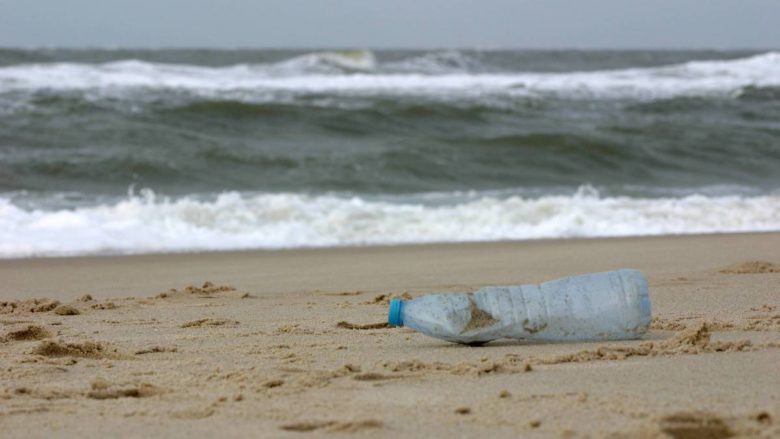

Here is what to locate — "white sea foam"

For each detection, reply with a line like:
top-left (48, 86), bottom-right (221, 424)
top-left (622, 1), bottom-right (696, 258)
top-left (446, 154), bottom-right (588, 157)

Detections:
top-left (385, 50), bottom-right (486, 74)
top-left (2, 187), bottom-right (779, 258)
top-left (274, 49), bottom-right (377, 73)
top-left (0, 52), bottom-right (778, 100)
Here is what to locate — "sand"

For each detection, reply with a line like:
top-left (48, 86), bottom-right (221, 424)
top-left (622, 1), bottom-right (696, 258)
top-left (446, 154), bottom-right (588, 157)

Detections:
top-left (0, 232), bottom-right (778, 438)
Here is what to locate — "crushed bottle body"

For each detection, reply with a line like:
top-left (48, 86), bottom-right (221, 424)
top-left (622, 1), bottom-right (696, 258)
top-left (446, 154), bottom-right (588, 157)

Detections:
top-left (390, 269), bottom-right (652, 345)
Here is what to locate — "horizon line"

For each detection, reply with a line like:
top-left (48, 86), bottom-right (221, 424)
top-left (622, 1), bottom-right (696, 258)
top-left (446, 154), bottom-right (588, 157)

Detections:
top-left (2, 45), bottom-right (778, 52)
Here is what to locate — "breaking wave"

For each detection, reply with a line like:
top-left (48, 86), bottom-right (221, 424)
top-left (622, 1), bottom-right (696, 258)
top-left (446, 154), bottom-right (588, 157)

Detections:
top-left (2, 187), bottom-right (779, 258)
top-left (0, 51), bottom-right (778, 100)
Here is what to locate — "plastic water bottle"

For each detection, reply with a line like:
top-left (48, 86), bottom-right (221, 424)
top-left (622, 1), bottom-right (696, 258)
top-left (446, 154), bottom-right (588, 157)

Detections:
top-left (387, 269), bottom-right (651, 345)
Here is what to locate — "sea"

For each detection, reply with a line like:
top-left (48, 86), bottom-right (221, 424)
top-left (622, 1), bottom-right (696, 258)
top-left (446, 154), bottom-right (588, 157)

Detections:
top-left (1, 48), bottom-right (779, 257)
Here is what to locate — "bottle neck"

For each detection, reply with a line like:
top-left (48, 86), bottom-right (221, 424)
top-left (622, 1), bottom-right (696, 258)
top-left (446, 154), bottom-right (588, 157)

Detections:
top-left (388, 298), bottom-right (404, 327)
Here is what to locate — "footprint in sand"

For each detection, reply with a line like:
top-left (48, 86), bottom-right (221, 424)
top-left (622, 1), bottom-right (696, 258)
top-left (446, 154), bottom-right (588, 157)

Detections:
top-left (31, 340), bottom-right (123, 359)
top-left (645, 410), bottom-right (775, 439)
top-left (280, 419), bottom-right (382, 433)
top-left (87, 378), bottom-right (164, 400)
top-left (155, 282), bottom-right (251, 300)
top-left (718, 260), bottom-right (780, 274)
top-left (179, 318), bottom-right (239, 328)
top-left (659, 412), bottom-right (733, 439)
top-left (1, 298), bottom-right (61, 315)
top-left (1, 324), bottom-right (51, 342)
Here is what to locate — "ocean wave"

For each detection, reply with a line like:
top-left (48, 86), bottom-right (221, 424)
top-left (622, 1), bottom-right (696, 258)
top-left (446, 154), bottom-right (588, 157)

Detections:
top-left (736, 85), bottom-right (780, 101)
top-left (2, 187), bottom-right (779, 258)
top-left (384, 50), bottom-right (486, 74)
top-left (273, 49), bottom-right (377, 73)
top-left (0, 52), bottom-right (778, 100)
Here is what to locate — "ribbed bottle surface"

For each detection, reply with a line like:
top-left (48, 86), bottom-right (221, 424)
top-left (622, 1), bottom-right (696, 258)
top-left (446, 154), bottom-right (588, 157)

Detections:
top-left (397, 269), bottom-right (651, 344)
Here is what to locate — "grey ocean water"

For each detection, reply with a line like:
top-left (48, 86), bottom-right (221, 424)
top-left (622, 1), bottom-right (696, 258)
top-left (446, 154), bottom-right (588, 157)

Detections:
top-left (1, 49), bottom-right (779, 256)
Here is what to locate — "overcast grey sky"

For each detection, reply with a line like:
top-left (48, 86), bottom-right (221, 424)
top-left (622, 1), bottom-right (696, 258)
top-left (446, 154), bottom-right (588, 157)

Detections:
top-left (1, 0), bottom-right (778, 49)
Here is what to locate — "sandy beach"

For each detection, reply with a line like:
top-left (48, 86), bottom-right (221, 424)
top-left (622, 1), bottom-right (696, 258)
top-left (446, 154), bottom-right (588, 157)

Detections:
top-left (1, 232), bottom-right (778, 438)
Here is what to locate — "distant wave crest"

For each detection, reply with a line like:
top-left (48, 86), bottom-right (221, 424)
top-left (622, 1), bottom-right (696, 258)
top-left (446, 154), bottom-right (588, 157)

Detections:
top-left (0, 52), bottom-right (778, 102)
top-left (272, 49), bottom-right (377, 73)
top-left (384, 50), bottom-right (486, 73)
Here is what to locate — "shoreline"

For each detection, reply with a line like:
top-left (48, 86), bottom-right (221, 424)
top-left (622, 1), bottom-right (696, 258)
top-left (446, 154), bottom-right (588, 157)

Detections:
top-left (3, 231), bottom-right (779, 300)
top-left (4, 228), bottom-right (780, 260)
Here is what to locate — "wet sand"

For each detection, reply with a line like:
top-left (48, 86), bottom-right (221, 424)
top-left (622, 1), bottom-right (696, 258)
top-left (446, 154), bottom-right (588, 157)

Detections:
top-left (1, 232), bottom-right (779, 438)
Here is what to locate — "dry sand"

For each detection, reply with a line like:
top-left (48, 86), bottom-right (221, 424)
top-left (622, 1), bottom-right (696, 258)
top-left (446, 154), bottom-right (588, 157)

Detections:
top-left (1, 232), bottom-right (779, 438)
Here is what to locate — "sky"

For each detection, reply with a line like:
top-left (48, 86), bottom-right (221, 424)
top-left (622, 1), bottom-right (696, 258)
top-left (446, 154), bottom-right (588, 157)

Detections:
top-left (1, 0), bottom-right (778, 49)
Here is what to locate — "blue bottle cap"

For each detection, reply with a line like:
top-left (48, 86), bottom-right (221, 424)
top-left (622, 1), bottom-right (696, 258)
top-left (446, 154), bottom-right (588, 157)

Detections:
top-left (387, 298), bottom-right (404, 327)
